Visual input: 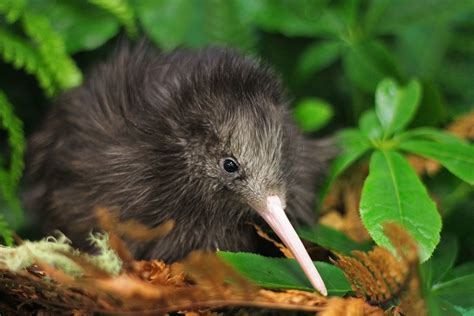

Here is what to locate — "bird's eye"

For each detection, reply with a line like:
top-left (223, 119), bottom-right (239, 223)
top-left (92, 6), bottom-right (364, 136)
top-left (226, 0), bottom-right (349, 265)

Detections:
top-left (222, 158), bottom-right (239, 173)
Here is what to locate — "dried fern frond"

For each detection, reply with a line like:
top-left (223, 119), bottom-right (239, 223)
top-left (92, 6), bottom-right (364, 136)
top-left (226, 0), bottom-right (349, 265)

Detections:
top-left (320, 297), bottom-right (384, 316)
top-left (89, 0), bottom-right (137, 36)
top-left (334, 223), bottom-right (426, 315)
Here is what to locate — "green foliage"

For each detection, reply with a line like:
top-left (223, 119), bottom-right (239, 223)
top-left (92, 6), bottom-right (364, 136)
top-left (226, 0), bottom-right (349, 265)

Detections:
top-left (0, 215), bottom-right (13, 246)
top-left (21, 12), bottom-right (82, 92)
top-left (298, 225), bottom-right (371, 256)
top-left (89, 0), bottom-right (137, 37)
top-left (360, 150), bottom-right (441, 261)
top-left (422, 236), bottom-right (474, 315)
top-left (0, 0), bottom-right (472, 304)
top-left (292, 98), bottom-right (333, 133)
top-left (0, 91), bottom-right (25, 233)
top-left (326, 78), bottom-right (473, 262)
top-left (218, 251), bottom-right (351, 296)
top-left (136, 0), bottom-right (256, 51)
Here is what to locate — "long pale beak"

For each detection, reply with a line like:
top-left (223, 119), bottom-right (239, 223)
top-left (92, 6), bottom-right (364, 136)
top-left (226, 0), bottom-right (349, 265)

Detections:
top-left (258, 195), bottom-right (328, 296)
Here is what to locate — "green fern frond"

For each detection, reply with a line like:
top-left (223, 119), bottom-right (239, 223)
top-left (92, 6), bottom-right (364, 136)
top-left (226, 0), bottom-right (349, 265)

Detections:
top-left (0, 0), bottom-right (26, 23)
top-left (0, 215), bottom-right (14, 246)
top-left (89, 0), bottom-right (137, 37)
top-left (0, 29), bottom-right (56, 95)
top-left (0, 91), bottom-right (25, 226)
top-left (21, 12), bottom-right (82, 91)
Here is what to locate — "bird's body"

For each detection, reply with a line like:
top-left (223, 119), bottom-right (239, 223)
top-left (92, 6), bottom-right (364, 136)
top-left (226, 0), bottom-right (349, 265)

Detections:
top-left (24, 44), bottom-right (333, 293)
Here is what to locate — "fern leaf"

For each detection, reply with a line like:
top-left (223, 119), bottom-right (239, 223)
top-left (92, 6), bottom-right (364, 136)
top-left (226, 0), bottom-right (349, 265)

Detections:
top-left (0, 0), bottom-right (26, 23)
top-left (0, 214), bottom-right (14, 246)
top-left (0, 91), bottom-right (25, 226)
top-left (21, 12), bottom-right (83, 91)
top-left (0, 29), bottom-right (56, 95)
top-left (89, 0), bottom-right (137, 37)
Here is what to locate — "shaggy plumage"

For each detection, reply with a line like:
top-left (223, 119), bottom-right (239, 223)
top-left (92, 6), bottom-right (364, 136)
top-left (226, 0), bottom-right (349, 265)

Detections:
top-left (24, 43), bottom-right (333, 262)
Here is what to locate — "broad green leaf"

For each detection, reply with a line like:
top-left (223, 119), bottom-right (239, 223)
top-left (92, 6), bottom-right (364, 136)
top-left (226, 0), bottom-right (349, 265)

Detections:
top-left (254, 0), bottom-right (339, 37)
top-left (425, 294), bottom-right (464, 316)
top-left (399, 140), bottom-right (474, 185)
top-left (137, 0), bottom-right (256, 51)
top-left (298, 225), bottom-right (371, 255)
top-left (422, 235), bottom-right (458, 287)
top-left (433, 275), bottom-right (474, 308)
top-left (444, 263), bottom-right (474, 282)
top-left (368, 0), bottom-right (474, 35)
top-left (292, 98), bottom-right (333, 132)
top-left (296, 41), bottom-right (341, 78)
top-left (375, 78), bottom-right (422, 138)
top-left (358, 110), bottom-right (383, 140)
top-left (28, 0), bottom-right (119, 53)
top-left (218, 252), bottom-right (351, 295)
top-left (398, 128), bottom-right (467, 145)
top-left (320, 129), bottom-right (371, 199)
top-left (360, 150), bottom-right (441, 261)
top-left (410, 81), bottom-right (447, 127)
top-left (343, 41), bottom-right (400, 93)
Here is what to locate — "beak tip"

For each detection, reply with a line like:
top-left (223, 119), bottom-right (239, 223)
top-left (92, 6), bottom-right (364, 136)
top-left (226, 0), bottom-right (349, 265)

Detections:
top-left (262, 195), bottom-right (328, 296)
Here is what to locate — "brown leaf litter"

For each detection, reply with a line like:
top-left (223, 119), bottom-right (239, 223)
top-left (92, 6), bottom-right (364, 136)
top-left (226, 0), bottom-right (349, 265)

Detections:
top-left (0, 212), bottom-right (426, 315)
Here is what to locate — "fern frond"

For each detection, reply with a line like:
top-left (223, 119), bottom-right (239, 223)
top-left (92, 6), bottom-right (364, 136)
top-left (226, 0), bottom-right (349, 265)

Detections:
top-left (21, 12), bottom-right (82, 91)
top-left (0, 0), bottom-right (26, 23)
top-left (0, 29), bottom-right (56, 95)
top-left (89, 0), bottom-right (137, 37)
top-left (0, 91), bottom-right (25, 226)
top-left (0, 215), bottom-right (13, 246)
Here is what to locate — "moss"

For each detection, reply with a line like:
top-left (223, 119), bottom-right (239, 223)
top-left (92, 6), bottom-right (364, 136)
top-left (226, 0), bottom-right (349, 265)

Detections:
top-left (0, 232), bottom-right (122, 277)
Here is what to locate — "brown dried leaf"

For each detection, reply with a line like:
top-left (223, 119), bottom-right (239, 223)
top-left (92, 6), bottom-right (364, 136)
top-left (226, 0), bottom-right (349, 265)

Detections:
top-left (132, 259), bottom-right (187, 287)
top-left (95, 207), bottom-right (175, 241)
top-left (249, 223), bottom-right (293, 258)
top-left (447, 111), bottom-right (474, 139)
top-left (320, 297), bottom-right (384, 316)
top-left (322, 163), bottom-right (371, 242)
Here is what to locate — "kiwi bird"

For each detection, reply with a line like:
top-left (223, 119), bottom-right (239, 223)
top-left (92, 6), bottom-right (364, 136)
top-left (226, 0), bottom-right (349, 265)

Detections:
top-left (24, 43), bottom-right (333, 295)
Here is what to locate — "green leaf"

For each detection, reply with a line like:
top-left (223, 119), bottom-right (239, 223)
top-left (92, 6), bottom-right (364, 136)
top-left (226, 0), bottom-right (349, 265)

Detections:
top-left (218, 252), bottom-right (351, 295)
top-left (399, 140), bottom-right (474, 185)
top-left (343, 41), bottom-right (400, 93)
top-left (254, 0), bottom-right (338, 38)
top-left (375, 78), bottom-right (422, 138)
top-left (360, 150), bottom-right (441, 262)
top-left (398, 128), bottom-right (467, 145)
top-left (89, 0), bottom-right (137, 36)
top-left (444, 263), bottom-right (474, 282)
top-left (358, 110), bottom-right (383, 140)
top-left (422, 235), bottom-right (458, 288)
top-left (292, 98), bottom-right (333, 132)
top-left (137, 0), bottom-right (256, 51)
top-left (320, 129), bottom-right (371, 199)
top-left (298, 225), bottom-right (372, 255)
top-left (433, 275), bottom-right (474, 308)
top-left (29, 1), bottom-right (120, 53)
top-left (296, 40), bottom-right (341, 78)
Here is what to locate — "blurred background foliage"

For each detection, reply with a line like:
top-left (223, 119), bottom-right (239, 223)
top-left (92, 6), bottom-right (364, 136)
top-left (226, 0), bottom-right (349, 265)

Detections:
top-left (0, 0), bottom-right (473, 269)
